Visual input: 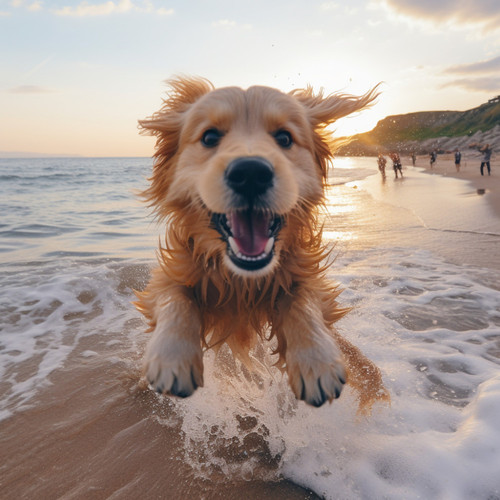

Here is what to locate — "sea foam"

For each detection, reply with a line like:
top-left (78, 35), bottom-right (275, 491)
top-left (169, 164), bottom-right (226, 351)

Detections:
top-left (175, 247), bottom-right (500, 499)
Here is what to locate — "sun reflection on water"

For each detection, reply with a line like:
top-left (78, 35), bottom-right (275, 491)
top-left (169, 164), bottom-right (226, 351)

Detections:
top-left (322, 230), bottom-right (356, 242)
top-left (321, 183), bottom-right (360, 242)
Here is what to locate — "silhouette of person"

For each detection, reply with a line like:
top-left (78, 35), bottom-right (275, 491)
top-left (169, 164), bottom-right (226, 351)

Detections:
top-left (429, 151), bottom-right (436, 168)
top-left (479, 144), bottom-right (492, 176)
top-left (469, 142), bottom-right (493, 175)
top-left (454, 150), bottom-right (461, 172)
top-left (389, 152), bottom-right (403, 179)
top-left (377, 153), bottom-right (387, 178)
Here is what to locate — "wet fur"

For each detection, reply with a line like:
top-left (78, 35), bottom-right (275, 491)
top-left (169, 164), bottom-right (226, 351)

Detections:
top-left (136, 77), bottom-right (389, 410)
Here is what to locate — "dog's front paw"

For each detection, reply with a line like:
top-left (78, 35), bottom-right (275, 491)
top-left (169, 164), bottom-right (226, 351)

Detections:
top-left (143, 333), bottom-right (204, 398)
top-left (286, 338), bottom-right (346, 407)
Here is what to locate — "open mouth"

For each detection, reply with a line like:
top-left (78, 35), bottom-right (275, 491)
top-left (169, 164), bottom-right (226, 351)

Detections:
top-left (211, 211), bottom-right (283, 271)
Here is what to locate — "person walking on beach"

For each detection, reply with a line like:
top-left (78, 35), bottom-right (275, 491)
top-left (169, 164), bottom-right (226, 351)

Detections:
top-left (411, 152), bottom-right (416, 166)
top-left (469, 143), bottom-right (493, 175)
top-left (479, 144), bottom-right (492, 176)
top-left (429, 151), bottom-right (437, 169)
top-left (377, 153), bottom-right (387, 179)
top-left (454, 150), bottom-right (462, 172)
top-left (389, 152), bottom-right (403, 179)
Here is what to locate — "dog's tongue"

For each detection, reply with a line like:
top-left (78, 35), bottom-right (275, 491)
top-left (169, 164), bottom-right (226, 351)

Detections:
top-left (230, 211), bottom-right (270, 256)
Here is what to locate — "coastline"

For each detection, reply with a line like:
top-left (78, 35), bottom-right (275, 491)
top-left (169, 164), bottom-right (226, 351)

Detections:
top-left (410, 152), bottom-right (500, 217)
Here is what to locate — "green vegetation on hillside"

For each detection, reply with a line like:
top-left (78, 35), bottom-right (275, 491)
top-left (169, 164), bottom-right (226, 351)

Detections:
top-left (339, 97), bottom-right (500, 155)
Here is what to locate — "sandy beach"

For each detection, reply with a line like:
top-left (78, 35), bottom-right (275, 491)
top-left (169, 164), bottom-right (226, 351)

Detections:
top-left (412, 151), bottom-right (500, 217)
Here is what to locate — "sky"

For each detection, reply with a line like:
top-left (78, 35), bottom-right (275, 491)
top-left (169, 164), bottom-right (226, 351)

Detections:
top-left (1, 0), bottom-right (499, 157)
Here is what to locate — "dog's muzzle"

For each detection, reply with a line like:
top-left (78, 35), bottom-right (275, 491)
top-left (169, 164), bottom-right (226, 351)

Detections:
top-left (211, 156), bottom-right (283, 272)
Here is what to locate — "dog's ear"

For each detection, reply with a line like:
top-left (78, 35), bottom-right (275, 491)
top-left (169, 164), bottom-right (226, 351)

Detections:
top-left (290, 85), bottom-right (380, 178)
top-left (139, 77), bottom-right (214, 214)
top-left (139, 76), bottom-right (214, 155)
top-left (290, 84), bottom-right (380, 127)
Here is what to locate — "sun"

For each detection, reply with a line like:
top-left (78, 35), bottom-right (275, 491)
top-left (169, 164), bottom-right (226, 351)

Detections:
top-left (333, 110), bottom-right (382, 138)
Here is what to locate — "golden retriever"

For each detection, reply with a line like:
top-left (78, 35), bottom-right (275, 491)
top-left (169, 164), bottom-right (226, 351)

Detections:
top-left (135, 77), bottom-right (389, 410)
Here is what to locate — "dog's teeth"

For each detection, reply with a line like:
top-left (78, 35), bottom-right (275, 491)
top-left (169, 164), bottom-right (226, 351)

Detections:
top-left (264, 237), bottom-right (274, 255)
top-left (231, 241), bottom-right (274, 263)
top-left (228, 237), bottom-right (239, 255)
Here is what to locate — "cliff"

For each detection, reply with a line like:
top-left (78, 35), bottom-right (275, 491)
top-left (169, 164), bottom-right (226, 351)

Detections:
top-left (337, 96), bottom-right (500, 156)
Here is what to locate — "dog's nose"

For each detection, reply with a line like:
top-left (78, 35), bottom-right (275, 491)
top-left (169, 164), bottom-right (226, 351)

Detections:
top-left (225, 157), bottom-right (274, 198)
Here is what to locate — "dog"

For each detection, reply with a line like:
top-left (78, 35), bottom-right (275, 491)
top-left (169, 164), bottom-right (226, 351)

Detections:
top-left (135, 77), bottom-right (389, 409)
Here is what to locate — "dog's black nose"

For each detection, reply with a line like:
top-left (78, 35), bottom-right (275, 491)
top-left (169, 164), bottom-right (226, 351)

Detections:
top-left (225, 157), bottom-right (274, 198)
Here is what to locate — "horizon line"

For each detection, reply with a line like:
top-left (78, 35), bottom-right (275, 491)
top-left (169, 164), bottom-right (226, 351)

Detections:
top-left (0, 152), bottom-right (152, 159)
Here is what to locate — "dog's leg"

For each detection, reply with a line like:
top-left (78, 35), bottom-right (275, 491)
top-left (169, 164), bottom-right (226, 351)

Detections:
top-left (141, 286), bottom-right (203, 398)
top-left (278, 293), bottom-right (346, 407)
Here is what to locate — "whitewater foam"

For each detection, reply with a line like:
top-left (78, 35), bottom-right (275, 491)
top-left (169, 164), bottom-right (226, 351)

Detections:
top-left (174, 247), bottom-right (500, 498)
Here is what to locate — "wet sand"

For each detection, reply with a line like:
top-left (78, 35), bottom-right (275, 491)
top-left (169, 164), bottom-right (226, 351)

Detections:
top-left (357, 152), bottom-right (500, 271)
top-left (0, 330), bottom-right (318, 499)
top-left (412, 152), bottom-right (500, 217)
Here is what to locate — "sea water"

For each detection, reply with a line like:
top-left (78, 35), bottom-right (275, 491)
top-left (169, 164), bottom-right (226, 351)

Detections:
top-left (1, 157), bottom-right (499, 498)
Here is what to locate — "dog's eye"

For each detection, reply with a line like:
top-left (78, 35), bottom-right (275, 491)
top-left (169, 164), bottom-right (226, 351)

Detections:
top-left (273, 130), bottom-right (293, 149)
top-left (201, 129), bottom-right (224, 148)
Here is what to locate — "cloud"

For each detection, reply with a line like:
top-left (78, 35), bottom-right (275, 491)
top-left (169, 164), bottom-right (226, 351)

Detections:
top-left (211, 19), bottom-right (252, 30)
top-left (9, 0), bottom-right (40, 10)
top-left (52, 0), bottom-right (173, 17)
top-left (157, 7), bottom-right (173, 16)
top-left (441, 55), bottom-right (500, 93)
top-left (27, 1), bottom-right (42, 11)
top-left (444, 55), bottom-right (500, 75)
top-left (382, 0), bottom-right (500, 31)
top-left (442, 77), bottom-right (500, 93)
top-left (54, 0), bottom-right (134, 16)
top-left (2, 0), bottom-right (172, 16)
top-left (7, 85), bottom-right (55, 94)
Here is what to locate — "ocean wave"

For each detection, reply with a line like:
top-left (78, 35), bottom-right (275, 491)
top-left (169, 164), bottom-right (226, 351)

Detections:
top-left (0, 260), bottom-right (150, 421)
top-left (0, 173), bottom-right (89, 183)
top-left (171, 248), bottom-right (500, 498)
top-left (0, 224), bottom-right (82, 239)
